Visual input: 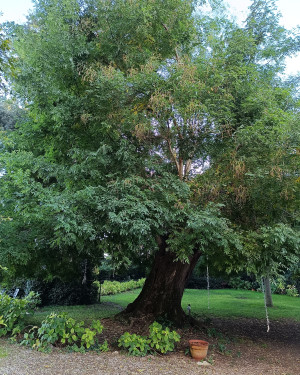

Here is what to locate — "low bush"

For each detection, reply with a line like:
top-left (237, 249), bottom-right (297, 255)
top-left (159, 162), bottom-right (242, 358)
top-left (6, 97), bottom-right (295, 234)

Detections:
top-left (21, 312), bottom-right (107, 352)
top-left (228, 275), bottom-right (299, 297)
top-left (0, 292), bottom-right (40, 337)
top-left (271, 277), bottom-right (299, 297)
top-left (118, 332), bottom-right (150, 356)
top-left (285, 284), bottom-right (299, 297)
top-left (118, 321), bottom-right (180, 356)
top-left (228, 276), bottom-right (258, 291)
top-left (148, 321), bottom-right (180, 354)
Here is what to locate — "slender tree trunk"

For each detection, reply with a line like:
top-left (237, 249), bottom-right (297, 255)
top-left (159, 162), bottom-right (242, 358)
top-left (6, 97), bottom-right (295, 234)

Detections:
top-left (119, 236), bottom-right (201, 326)
top-left (264, 277), bottom-right (273, 307)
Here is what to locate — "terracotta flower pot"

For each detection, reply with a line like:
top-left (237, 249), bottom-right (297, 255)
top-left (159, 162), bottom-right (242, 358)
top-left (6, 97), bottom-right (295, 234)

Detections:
top-left (189, 340), bottom-right (209, 360)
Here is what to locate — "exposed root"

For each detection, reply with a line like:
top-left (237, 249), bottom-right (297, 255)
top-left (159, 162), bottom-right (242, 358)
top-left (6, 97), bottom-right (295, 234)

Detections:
top-left (115, 309), bottom-right (206, 330)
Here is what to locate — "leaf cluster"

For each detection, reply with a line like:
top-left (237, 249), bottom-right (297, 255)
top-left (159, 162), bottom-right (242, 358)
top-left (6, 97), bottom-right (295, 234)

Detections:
top-left (118, 321), bottom-right (180, 356)
top-left (0, 291), bottom-right (40, 337)
top-left (1, 0), bottom-right (299, 280)
top-left (21, 312), bottom-right (104, 351)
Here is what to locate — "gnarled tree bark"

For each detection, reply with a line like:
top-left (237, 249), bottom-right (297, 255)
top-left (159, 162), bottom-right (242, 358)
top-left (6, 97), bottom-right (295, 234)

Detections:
top-left (119, 235), bottom-right (201, 326)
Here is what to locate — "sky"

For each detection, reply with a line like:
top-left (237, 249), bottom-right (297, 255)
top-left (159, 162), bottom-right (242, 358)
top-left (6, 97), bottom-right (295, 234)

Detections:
top-left (0, 0), bottom-right (299, 74)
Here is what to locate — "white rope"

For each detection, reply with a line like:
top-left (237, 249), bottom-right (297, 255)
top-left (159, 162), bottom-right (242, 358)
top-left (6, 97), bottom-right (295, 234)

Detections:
top-left (207, 256), bottom-right (210, 310)
top-left (82, 259), bottom-right (87, 284)
top-left (261, 277), bottom-right (270, 333)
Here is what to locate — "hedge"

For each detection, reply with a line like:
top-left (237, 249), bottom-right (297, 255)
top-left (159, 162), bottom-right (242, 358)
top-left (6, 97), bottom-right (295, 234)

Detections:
top-left (93, 278), bottom-right (145, 297)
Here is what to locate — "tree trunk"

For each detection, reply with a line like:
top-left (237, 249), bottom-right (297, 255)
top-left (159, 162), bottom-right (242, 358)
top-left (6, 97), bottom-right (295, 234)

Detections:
top-left (119, 236), bottom-right (201, 326)
top-left (263, 277), bottom-right (273, 307)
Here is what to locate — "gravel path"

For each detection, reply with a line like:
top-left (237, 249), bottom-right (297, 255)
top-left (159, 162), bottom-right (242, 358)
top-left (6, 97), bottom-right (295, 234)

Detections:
top-left (0, 318), bottom-right (299, 375)
top-left (0, 344), bottom-right (299, 375)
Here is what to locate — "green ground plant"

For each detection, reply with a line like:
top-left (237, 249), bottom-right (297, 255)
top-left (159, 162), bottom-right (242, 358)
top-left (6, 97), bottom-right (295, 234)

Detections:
top-left (118, 332), bottom-right (150, 356)
top-left (0, 292), bottom-right (40, 337)
top-left (118, 321), bottom-right (180, 356)
top-left (20, 312), bottom-right (105, 352)
top-left (285, 285), bottom-right (299, 297)
top-left (148, 322), bottom-right (180, 354)
top-left (207, 327), bottom-right (232, 356)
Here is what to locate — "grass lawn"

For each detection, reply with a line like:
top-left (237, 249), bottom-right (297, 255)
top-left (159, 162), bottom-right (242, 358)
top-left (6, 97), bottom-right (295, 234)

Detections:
top-left (102, 288), bottom-right (300, 321)
top-left (182, 289), bottom-right (300, 320)
top-left (25, 289), bottom-right (300, 326)
top-left (24, 301), bottom-right (121, 326)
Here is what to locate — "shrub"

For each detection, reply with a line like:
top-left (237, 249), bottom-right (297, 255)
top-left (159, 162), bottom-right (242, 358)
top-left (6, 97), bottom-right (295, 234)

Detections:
top-left (228, 276), bottom-right (257, 290)
top-left (148, 321), bottom-right (180, 354)
top-left (272, 277), bottom-right (299, 297)
top-left (118, 321), bottom-right (180, 356)
top-left (118, 332), bottom-right (150, 356)
top-left (93, 278), bottom-right (145, 297)
top-left (286, 285), bottom-right (299, 297)
top-left (0, 292), bottom-right (40, 337)
top-left (21, 312), bottom-right (104, 352)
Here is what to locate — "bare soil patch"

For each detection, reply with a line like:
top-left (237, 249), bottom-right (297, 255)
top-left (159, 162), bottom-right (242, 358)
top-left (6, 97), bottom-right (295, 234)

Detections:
top-left (0, 316), bottom-right (299, 375)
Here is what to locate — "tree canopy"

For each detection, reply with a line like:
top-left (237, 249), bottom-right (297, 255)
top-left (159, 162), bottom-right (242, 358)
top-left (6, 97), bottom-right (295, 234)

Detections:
top-left (0, 0), bottom-right (299, 323)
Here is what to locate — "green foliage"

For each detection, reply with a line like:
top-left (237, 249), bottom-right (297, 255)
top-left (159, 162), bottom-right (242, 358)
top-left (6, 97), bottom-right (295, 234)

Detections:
top-left (0, 98), bottom-right (25, 131)
top-left (244, 224), bottom-right (300, 278)
top-left (1, 0), bottom-right (299, 320)
top-left (21, 312), bottom-right (104, 351)
top-left (93, 278), bottom-right (145, 297)
top-left (207, 327), bottom-right (231, 355)
top-left (229, 277), bottom-right (256, 291)
top-left (118, 332), bottom-right (151, 357)
top-left (0, 315), bottom-right (7, 328)
top-left (0, 25), bottom-right (14, 92)
top-left (229, 274), bottom-right (299, 297)
top-left (20, 327), bottom-right (38, 348)
top-left (81, 327), bottom-right (97, 349)
top-left (99, 339), bottom-right (109, 352)
top-left (0, 292), bottom-right (40, 337)
top-left (285, 285), bottom-right (299, 298)
top-left (118, 321), bottom-right (180, 356)
top-left (271, 277), bottom-right (299, 297)
top-left (148, 321), bottom-right (180, 354)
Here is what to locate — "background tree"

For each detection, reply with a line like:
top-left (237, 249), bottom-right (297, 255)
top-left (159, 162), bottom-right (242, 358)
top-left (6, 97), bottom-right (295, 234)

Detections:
top-left (0, 98), bottom-right (25, 131)
top-left (0, 21), bottom-right (13, 93)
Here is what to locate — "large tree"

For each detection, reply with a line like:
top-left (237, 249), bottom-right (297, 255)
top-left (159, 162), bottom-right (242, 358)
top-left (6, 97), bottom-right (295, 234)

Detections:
top-left (0, 0), bottom-right (299, 324)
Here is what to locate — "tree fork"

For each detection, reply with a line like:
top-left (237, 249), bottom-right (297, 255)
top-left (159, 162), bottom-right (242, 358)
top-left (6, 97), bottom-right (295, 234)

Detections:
top-left (118, 236), bottom-right (201, 326)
